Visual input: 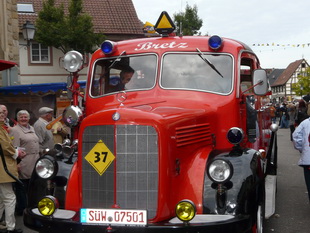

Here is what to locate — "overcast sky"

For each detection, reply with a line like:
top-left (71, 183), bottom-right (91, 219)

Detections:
top-left (132, 0), bottom-right (310, 69)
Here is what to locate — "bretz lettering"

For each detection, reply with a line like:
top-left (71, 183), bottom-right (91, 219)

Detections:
top-left (135, 42), bottom-right (188, 51)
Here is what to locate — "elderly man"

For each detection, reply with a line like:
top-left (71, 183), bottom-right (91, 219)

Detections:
top-left (33, 107), bottom-right (54, 153)
top-left (0, 106), bottom-right (26, 233)
top-left (0, 105), bottom-right (16, 132)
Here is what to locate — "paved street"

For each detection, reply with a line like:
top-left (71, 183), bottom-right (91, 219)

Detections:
top-left (16, 127), bottom-right (310, 233)
top-left (265, 127), bottom-right (310, 232)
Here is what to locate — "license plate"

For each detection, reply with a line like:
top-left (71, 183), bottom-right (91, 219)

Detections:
top-left (80, 208), bottom-right (147, 226)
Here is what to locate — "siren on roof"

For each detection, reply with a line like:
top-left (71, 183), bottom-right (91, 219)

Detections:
top-left (101, 40), bottom-right (117, 55)
top-left (208, 35), bottom-right (223, 50)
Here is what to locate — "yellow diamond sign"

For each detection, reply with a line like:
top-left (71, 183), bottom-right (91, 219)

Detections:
top-left (84, 140), bottom-right (115, 176)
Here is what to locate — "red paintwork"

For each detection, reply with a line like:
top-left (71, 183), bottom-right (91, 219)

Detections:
top-left (64, 35), bottom-right (271, 222)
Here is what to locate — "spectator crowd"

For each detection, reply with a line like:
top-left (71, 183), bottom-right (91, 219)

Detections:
top-left (0, 105), bottom-right (69, 233)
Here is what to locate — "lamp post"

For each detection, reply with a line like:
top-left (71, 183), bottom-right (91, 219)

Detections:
top-left (22, 21), bottom-right (35, 46)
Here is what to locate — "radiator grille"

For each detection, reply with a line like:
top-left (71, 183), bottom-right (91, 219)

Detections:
top-left (175, 123), bottom-right (212, 147)
top-left (82, 125), bottom-right (158, 219)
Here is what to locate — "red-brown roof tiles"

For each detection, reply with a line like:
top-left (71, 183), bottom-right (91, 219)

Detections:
top-left (17, 0), bottom-right (144, 37)
top-left (271, 59), bottom-right (304, 87)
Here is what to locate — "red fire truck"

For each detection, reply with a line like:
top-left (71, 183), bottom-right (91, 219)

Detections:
top-left (24, 12), bottom-right (278, 233)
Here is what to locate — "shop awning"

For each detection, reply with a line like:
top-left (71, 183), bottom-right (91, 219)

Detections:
top-left (0, 59), bottom-right (18, 71)
top-left (0, 81), bottom-right (86, 95)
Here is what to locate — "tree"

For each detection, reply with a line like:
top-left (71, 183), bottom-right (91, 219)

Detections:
top-left (173, 4), bottom-right (203, 36)
top-left (35, 0), bottom-right (105, 54)
top-left (291, 67), bottom-right (310, 97)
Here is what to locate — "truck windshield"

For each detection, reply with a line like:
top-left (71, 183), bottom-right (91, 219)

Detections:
top-left (161, 53), bottom-right (233, 94)
top-left (90, 55), bottom-right (157, 97)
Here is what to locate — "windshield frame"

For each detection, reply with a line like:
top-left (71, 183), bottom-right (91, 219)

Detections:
top-left (89, 53), bottom-right (158, 98)
top-left (159, 51), bottom-right (235, 95)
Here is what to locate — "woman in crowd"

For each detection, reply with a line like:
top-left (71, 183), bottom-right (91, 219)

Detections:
top-left (287, 103), bottom-right (296, 141)
top-left (9, 110), bottom-right (40, 215)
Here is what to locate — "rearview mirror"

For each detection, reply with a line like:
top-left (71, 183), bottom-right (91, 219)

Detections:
top-left (253, 69), bottom-right (268, 96)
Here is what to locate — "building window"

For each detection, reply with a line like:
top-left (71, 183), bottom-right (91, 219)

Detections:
top-left (17, 3), bottom-right (34, 13)
top-left (30, 43), bottom-right (50, 63)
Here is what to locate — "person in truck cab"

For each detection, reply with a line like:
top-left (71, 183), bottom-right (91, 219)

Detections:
top-left (109, 67), bottom-right (135, 92)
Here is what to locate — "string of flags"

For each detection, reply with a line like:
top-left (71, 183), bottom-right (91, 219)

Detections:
top-left (251, 43), bottom-right (310, 48)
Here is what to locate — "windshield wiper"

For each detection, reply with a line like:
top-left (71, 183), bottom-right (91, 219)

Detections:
top-left (196, 48), bottom-right (223, 78)
top-left (109, 50), bottom-right (126, 69)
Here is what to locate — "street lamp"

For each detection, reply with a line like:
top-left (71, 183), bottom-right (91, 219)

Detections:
top-left (22, 21), bottom-right (35, 46)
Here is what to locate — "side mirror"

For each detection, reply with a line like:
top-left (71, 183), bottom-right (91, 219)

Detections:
top-left (253, 69), bottom-right (268, 96)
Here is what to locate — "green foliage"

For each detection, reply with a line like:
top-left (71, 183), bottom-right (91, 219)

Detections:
top-left (173, 4), bottom-right (203, 36)
top-left (35, 0), bottom-right (105, 54)
top-left (292, 67), bottom-right (310, 96)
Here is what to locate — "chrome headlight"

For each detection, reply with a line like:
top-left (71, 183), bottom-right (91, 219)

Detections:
top-left (63, 105), bottom-right (83, 128)
top-left (63, 50), bottom-right (83, 72)
top-left (207, 159), bottom-right (233, 183)
top-left (35, 155), bottom-right (58, 179)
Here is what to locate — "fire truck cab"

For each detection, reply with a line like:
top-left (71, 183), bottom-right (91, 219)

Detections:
top-left (24, 11), bottom-right (278, 233)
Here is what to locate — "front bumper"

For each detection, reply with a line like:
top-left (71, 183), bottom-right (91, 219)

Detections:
top-left (23, 208), bottom-right (253, 233)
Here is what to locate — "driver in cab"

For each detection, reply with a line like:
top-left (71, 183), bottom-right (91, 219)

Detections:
top-left (109, 67), bottom-right (135, 92)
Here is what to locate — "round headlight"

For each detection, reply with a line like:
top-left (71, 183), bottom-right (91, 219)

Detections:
top-left (227, 127), bottom-right (244, 145)
top-left (35, 156), bottom-right (58, 179)
top-left (207, 159), bottom-right (233, 183)
top-left (63, 50), bottom-right (83, 72)
top-left (63, 105), bottom-right (83, 128)
top-left (175, 200), bottom-right (196, 222)
top-left (38, 196), bottom-right (59, 216)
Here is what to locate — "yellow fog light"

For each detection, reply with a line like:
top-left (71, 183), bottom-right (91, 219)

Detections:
top-left (175, 199), bottom-right (196, 222)
top-left (38, 196), bottom-right (59, 216)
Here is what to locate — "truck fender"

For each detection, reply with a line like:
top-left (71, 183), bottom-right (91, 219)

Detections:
top-left (203, 148), bottom-right (263, 215)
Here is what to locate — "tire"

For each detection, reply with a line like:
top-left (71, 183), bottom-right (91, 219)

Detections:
top-left (255, 205), bottom-right (264, 233)
top-left (253, 187), bottom-right (265, 233)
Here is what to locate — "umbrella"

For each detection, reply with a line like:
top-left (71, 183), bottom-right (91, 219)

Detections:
top-left (0, 59), bottom-right (17, 71)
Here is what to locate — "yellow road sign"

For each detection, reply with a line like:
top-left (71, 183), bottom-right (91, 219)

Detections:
top-left (154, 11), bottom-right (175, 35)
top-left (84, 140), bottom-right (115, 176)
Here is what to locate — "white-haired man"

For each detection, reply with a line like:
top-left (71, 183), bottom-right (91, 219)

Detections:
top-left (33, 107), bottom-right (54, 153)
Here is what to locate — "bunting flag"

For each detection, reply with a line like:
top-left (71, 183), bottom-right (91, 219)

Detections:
top-left (251, 43), bottom-right (310, 48)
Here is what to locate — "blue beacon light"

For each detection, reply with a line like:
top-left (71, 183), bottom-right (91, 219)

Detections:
top-left (208, 35), bottom-right (223, 50)
top-left (101, 40), bottom-right (115, 54)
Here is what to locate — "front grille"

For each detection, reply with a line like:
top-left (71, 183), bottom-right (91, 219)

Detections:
top-left (82, 125), bottom-right (158, 219)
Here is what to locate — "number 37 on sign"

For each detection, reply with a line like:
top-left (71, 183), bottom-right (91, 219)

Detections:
top-left (84, 140), bottom-right (115, 175)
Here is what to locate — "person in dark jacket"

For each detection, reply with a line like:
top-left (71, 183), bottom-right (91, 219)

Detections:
top-left (280, 103), bottom-right (289, 128)
top-left (295, 99), bottom-right (308, 126)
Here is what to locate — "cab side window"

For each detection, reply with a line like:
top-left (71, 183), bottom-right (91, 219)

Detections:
top-left (240, 58), bottom-right (253, 94)
top-left (91, 64), bottom-right (107, 96)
